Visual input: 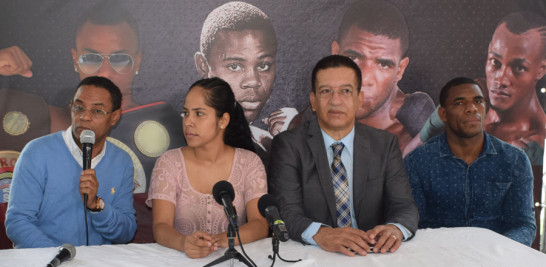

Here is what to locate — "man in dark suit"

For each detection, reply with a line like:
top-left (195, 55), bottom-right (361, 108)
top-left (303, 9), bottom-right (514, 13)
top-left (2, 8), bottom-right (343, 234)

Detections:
top-left (268, 55), bottom-right (418, 256)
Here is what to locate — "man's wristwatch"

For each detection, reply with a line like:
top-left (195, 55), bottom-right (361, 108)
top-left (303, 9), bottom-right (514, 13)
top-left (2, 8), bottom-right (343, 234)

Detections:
top-left (88, 196), bottom-right (104, 212)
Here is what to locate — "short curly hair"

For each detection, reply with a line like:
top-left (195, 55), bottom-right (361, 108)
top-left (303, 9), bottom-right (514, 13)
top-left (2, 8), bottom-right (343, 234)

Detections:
top-left (199, 1), bottom-right (277, 58)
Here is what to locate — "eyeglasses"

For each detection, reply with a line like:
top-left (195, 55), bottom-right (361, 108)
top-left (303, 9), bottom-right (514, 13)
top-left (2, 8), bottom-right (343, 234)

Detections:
top-left (71, 103), bottom-right (112, 118)
top-left (317, 88), bottom-right (354, 98)
top-left (77, 53), bottom-right (134, 75)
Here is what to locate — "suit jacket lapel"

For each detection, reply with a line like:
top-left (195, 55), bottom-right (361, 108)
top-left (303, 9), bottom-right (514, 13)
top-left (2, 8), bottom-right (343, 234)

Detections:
top-left (307, 119), bottom-right (338, 224)
top-left (352, 124), bottom-right (371, 221)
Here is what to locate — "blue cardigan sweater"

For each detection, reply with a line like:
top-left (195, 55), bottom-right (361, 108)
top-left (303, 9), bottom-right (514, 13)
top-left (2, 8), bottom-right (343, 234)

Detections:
top-left (6, 132), bottom-right (137, 248)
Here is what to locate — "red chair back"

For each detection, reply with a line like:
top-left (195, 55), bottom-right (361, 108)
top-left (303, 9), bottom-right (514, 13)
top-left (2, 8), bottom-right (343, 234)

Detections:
top-left (131, 193), bottom-right (154, 243)
top-left (0, 202), bottom-right (13, 249)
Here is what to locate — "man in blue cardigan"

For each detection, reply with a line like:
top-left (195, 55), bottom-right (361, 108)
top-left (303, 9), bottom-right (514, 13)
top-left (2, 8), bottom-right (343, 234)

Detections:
top-left (5, 76), bottom-right (137, 248)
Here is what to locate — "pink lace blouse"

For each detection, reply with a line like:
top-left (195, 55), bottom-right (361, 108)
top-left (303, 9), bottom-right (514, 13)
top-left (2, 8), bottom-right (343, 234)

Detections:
top-left (146, 148), bottom-right (267, 235)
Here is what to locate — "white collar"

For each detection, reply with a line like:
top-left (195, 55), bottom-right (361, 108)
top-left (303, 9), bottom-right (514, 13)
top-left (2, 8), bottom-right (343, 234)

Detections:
top-left (63, 126), bottom-right (107, 169)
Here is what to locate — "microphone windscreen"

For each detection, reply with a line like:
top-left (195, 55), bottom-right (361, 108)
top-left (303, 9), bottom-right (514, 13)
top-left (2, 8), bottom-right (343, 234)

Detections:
top-left (80, 130), bottom-right (96, 144)
top-left (212, 180), bottom-right (235, 205)
top-left (258, 194), bottom-right (277, 218)
top-left (60, 243), bottom-right (76, 260)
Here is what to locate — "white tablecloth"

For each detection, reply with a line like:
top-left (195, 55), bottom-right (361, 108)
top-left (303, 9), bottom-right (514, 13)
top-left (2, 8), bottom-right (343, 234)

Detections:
top-left (1, 227), bottom-right (545, 267)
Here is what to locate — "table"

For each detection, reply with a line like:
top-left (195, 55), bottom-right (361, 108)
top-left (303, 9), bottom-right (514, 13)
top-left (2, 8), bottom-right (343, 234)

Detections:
top-left (1, 227), bottom-right (545, 267)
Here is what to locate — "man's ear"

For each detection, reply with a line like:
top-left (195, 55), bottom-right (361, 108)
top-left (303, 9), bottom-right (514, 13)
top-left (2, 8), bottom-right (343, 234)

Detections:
top-left (358, 90), bottom-right (364, 107)
top-left (133, 50), bottom-right (143, 75)
top-left (194, 52), bottom-right (210, 78)
top-left (71, 49), bottom-right (78, 72)
top-left (309, 92), bottom-right (316, 112)
top-left (438, 106), bottom-right (447, 123)
top-left (331, 40), bottom-right (340, 55)
top-left (537, 59), bottom-right (546, 80)
top-left (110, 109), bottom-right (122, 126)
top-left (395, 57), bottom-right (409, 82)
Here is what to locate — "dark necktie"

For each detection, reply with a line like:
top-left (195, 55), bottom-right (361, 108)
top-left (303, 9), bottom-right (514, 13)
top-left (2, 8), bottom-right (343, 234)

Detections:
top-left (331, 142), bottom-right (351, 228)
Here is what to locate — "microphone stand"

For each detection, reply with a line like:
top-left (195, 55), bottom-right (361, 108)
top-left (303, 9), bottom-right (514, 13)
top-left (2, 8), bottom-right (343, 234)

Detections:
top-left (204, 224), bottom-right (252, 267)
top-left (267, 233), bottom-right (301, 267)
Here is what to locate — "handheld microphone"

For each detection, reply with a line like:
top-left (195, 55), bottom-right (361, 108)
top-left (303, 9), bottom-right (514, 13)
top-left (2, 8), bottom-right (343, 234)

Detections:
top-left (80, 130), bottom-right (95, 206)
top-left (80, 130), bottom-right (95, 171)
top-left (212, 181), bottom-right (238, 228)
top-left (258, 194), bottom-right (289, 242)
top-left (47, 243), bottom-right (76, 267)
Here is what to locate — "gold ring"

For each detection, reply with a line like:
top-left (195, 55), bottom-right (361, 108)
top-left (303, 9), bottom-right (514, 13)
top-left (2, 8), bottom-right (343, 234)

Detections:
top-left (391, 235), bottom-right (397, 240)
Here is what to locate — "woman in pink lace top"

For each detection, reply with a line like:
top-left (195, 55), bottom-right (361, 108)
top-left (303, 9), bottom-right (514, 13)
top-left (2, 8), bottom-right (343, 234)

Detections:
top-left (146, 78), bottom-right (269, 258)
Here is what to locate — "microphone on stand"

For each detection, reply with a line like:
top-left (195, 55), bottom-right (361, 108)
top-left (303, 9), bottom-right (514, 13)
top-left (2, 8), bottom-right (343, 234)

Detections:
top-left (258, 194), bottom-right (289, 242)
top-left (212, 180), bottom-right (238, 228)
top-left (206, 181), bottom-right (254, 267)
top-left (46, 243), bottom-right (76, 267)
top-left (258, 194), bottom-right (301, 266)
top-left (79, 130), bottom-right (95, 246)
